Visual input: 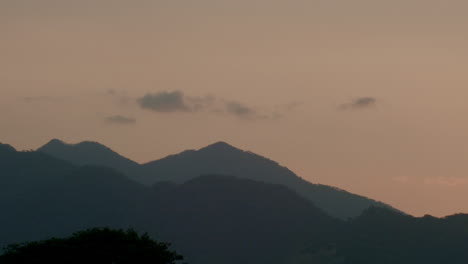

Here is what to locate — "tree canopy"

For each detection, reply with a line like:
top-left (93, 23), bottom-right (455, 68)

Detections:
top-left (0, 228), bottom-right (183, 264)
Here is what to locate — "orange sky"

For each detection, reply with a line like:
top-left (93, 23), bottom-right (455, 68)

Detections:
top-left (2, 0), bottom-right (468, 217)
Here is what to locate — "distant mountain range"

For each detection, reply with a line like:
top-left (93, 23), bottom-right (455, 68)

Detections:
top-left (0, 143), bottom-right (149, 246)
top-left (0, 144), bottom-right (336, 264)
top-left (38, 139), bottom-right (393, 219)
top-left (2, 142), bottom-right (468, 264)
top-left (37, 139), bottom-right (141, 177)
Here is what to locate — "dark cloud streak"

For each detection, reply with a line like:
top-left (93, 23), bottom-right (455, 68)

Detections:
top-left (137, 90), bottom-right (284, 120)
top-left (137, 91), bottom-right (190, 113)
top-left (105, 115), bottom-right (136, 125)
top-left (340, 97), bottom-right (377, 110)
top-left (226, 101), bottom-right (255, 118)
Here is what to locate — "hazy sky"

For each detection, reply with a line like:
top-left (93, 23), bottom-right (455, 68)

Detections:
top-left (2, 0), bottom-right (468, 216)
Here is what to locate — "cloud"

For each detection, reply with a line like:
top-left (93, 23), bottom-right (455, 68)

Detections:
top-left (226, 101), bottom-right (255, 118)
top-left (136, 91), bottom-right (223, 114)
top-left (339, 97), bottom-right (377, 110)
top-left (137, 90), bottom-right (284, 120)
top-left (283, 101), bottom-right (303, 111)
top-left (137, 91), bottom-right (189, 113)
top-left (224, 101), bottom-right (284, 120)
top-left (186, 95), bottom-right (216, 112)
top-left (105, 115), bottom-right (136, 125)
top-left (107, 89), bottom-right (134, 105)
top-left (107, 89), bottom-right (117, 96)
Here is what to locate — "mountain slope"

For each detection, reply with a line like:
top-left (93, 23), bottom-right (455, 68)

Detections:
top-left (289, 207), bottom-right (468, 264)
top-left (140, 141), bottom-right (393, 218)
top-left (2, 144), bottom-right (468, 263)
top-left (37, 140), bottom-right (394, 218)
top-left (145, 175), bottom-right (338, 264)
top-left (37, 139), bottom-right (142, 177)
top-left (0, 145), bottom-right (151, 247)
top-left (335, 207), bottom-right (468, 263)
top-left (0, 145), bottom-right (337, 264)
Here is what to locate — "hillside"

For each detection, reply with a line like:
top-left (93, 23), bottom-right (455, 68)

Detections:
top-left (295, 207), bottom-right (468, 264)
top-left (38, 140), bottom-right (393, 218)
top-left (2, 144), bottom-right (468, 263)
top-left (0, 145), bottom-right (336, 264)
top-left (38, 139), bottom-right (142, 177)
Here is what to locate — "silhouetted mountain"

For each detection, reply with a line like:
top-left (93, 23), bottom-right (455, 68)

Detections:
top-left (2, 144), bottom-right (468, 263)
top-left (145, 175), bottom-right (338, 264)
top-left (38, 139), bottom-right (142, 177)
top-left (0, 146), bottom-right (336, 264)
top-left (290, 207), bottom-right (468, 264)
top-left (0, 143), bottom-right (16, 153)
top-left (139, 141), bottom-right (393, 218)
top-left (38, 140), bottom-right (393, 218)
top-left (0, 146), bottom-right (150, 247)
top-left (336, 207), bottom-right (468, 264)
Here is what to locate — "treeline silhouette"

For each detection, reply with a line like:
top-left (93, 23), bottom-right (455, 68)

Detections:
top-left (0, 228), bottom-right (183, 264)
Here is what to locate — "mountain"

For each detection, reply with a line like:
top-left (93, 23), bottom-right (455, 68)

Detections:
top-left (145, 175), bottom-right (338, 264)
top-left (289, 207), bottom-right (468, 264)
top-left (37, 140), bottom-right (393, 218)
top-left (0, 144), bottom-right (151, 247)
top-left (3, 144), bottom-right (468, 263)
top-left (326, 207), bottom-right (468, 264)
top-left (139, 141), bottom-right (394, 218)
top-left (0, 145), bottom-right (337, 264)
top-left (38, 139), bottom-right (142, 177)
top-left (0, 143), bottom-right (16, 153)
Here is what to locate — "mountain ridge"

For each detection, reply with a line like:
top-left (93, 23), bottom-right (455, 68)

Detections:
top-left (38, 139), bottom-right (141, 177)
top-left (37, 139), bottom-right (396, 218)
top-left (2, 143), bottom-right (468, 263)
top-left (0, 146), bottom-right (338, 264)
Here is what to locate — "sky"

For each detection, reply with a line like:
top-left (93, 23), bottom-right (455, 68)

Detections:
top-left (2, 0), bottom-right (468, 217)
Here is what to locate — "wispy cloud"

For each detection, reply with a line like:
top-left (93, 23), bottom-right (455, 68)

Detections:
top-left (107, 89), bottom-right (135, 106)
top-left (282, 101), bottom-right (303, 111)
top-left (105, 115), bottom-right (136, 125)
top-left (225, 101), bottom-right (255, 118)
top-left (136, 90), bottom-right (280, 120)
top-left (137, 91), bottom-right (191, 113)
top-left (339, 97), bottom-right (377, 110)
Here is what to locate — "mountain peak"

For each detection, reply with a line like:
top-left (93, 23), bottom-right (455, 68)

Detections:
top-left (40, 139), bottom-right (109, 151)
top-left (199, 141), bottom-right (241, 153)
top-left (0, 143), bottom-right (16, 153)
top-left (75, 140), bottom-right (110, 149)
top-left (37, 139), bottom-right (141, 175)
top-left (44, 138), bottom-right (67, 147)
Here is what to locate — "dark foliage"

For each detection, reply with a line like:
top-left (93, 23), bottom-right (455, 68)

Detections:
top-left (0, 228), bottom-right (183, 264)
